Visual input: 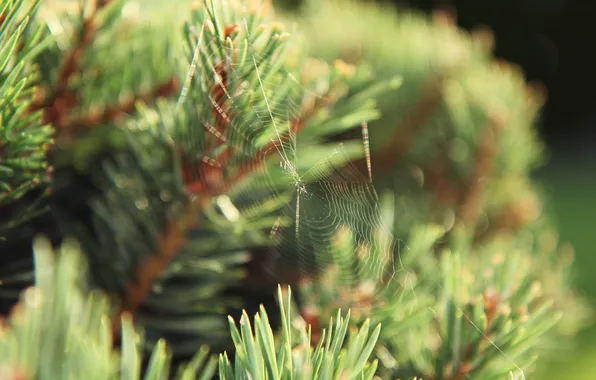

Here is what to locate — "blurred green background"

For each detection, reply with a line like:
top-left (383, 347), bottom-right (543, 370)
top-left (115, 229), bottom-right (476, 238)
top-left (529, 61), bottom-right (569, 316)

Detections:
top-left (537, 156), bottom-right (596, 379)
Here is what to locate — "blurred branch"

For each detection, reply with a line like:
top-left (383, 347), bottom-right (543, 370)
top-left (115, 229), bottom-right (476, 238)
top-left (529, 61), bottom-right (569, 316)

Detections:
top-left (110, 198), bottom-right (206, 341)
top-left (29, 0), bottom-right (180, 145)
top-left (458, 113), bottom-right (502, 226)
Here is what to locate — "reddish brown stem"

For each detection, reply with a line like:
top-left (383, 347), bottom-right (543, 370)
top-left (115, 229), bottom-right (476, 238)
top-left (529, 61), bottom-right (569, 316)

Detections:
top-left (184, 114), bottom-right (307, 196)
top-left (65, 77), bottom-right (180, 133)
top-left (453, 291), bottom-right (501, 379)
top-left (426, 147), bottom-right (460, 208)
top-left (30, 14), bottom-right (96, 112)
top-left (453, 344), bottom-right (474, 380)
top-left (475, 196), bottom-right (541, 243)
top-left (457, 114), bottom-right (503, 226)
top-left (28, 2), bottom-right (105, 139)
top-left (429, 292), bottom-right (502, 380)
top-left (353, 77), bottom-right (444, 178)
top-left (111, 198), bottom-right (207, 340)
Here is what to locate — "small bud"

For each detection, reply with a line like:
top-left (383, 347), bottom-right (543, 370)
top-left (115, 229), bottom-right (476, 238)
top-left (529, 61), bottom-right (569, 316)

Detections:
top-left (530, 281), bottom-right (542, 297)
top-left (499, 302), bottom-right (512, 317)
top-left (333, 59), bottom-right (356, 78)
top-left (271, 22), bottom-right (284, 32)
top-left (224, 23), bottom-right (239, 39)
top-left (517, 304), bottom-right (529, 322)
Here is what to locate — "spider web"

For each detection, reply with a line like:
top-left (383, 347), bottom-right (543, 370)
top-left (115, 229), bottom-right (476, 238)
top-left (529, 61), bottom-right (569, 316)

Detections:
top-left (175, 7), bottom-right (405, 287)
top-left (173, 2), bottom-right (526, 377)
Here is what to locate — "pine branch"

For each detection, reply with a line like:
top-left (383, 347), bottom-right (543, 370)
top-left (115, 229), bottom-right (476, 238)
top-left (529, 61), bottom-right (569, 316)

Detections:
top-left (111, 198), bottom-right (205, 340)
top-left (0, 237), bottom-right (219, 379)
top-left (65, 76), bottom-right (179, 132)
top-left (29, 0), bottom-right (180, 147)
top-left (423, 113), bottom-right (503, 228)
top-left (1, 237), bottom-right (381, 379)
top-left (29, 0), bottom-right (111, 130)
top-left (0, 0), bottom-right (54, 235)
top-left (219, 286), bottom-right (380, 379)
top-left (457, 113), bottom-right (502, 226)
top-left (359, 76), bottom-right (443, 177)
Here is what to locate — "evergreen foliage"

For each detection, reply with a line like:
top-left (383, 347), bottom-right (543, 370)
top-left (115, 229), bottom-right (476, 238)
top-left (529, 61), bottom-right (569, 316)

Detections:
top-left (0, 239), bottom-right (378, 379)
top-left (0, 0), bottom-right (53, 236)
top-left (0, 0), bottom-right (590, 379)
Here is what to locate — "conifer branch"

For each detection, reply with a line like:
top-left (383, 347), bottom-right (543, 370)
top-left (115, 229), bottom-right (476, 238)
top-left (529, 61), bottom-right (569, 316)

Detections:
top-left (0, 0), bottom-right (54, 234)
top-left (29, 0), bottom-right (110, 127)
top-left (351, 77), bottom-right (444, 179)
top-left (111, 198), bottom-right (206, 340)
top-left (458, 113), bottom-right (502, 226)
top-left (30, 0), bottom-right (179, 145)
top-left (67, 77), bottom-right (180, 132)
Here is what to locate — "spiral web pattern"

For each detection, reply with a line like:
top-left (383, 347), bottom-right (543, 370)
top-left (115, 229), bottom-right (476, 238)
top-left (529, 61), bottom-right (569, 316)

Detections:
top-left (237, 54), bottom-right (404, 284)
top-left (172, 2), bottom-right (407, 288)
top-left (260, 137), bottom-right (402, 284)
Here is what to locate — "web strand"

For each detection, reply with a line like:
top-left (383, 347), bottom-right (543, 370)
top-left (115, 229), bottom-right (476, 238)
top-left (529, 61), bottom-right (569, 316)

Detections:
top-left (178, 24), bottom-right (205, 106)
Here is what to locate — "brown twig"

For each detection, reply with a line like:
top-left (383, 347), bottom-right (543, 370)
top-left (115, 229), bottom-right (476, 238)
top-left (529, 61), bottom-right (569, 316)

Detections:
top-left (424, 110), bottom-right (503, 232)
top-left (452, 343), bottom-right (474, 380)
top-left (474, 195), bottom-right (541, 243)
top-left (183, 68), bottom-right (329, 196)
top-left (29, 3), bottom-right (106, 119)
top-left (352, 77), bottom-right (444, 180)
top-left (66, 77), bottom-right (180, 132)
top-left (426, 146), bottom-right (460, 208)
top-left (457, 113), bottom-right (503, 226)
top-left (111, 198), bottom-right (206, 340)
top-left (29, 0), bottom-right (179, 145)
